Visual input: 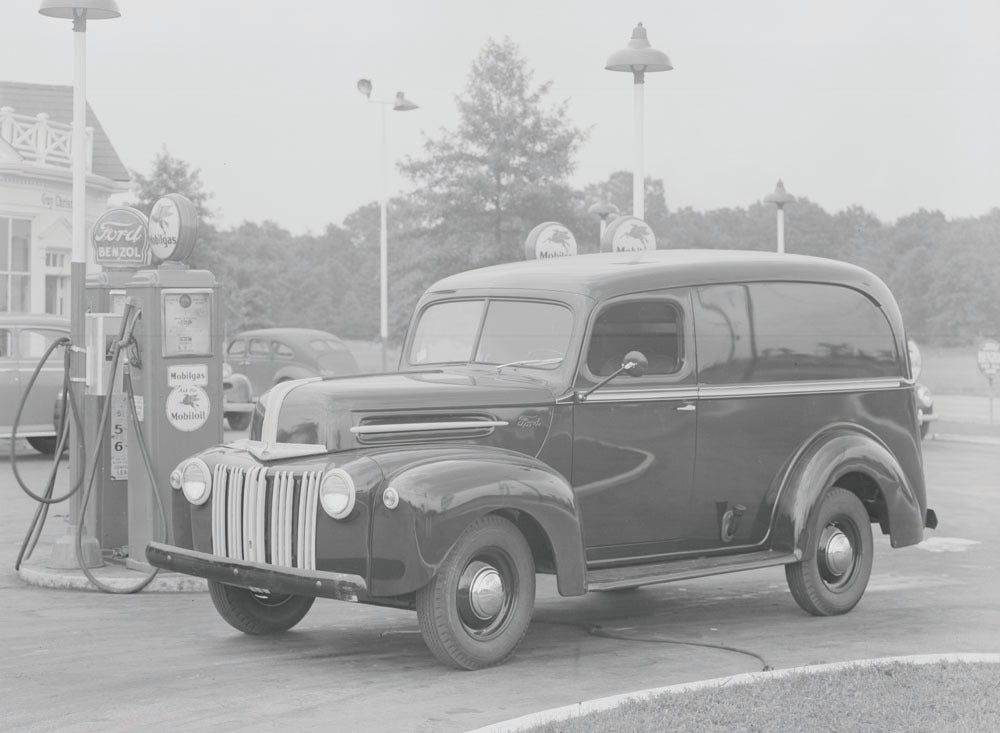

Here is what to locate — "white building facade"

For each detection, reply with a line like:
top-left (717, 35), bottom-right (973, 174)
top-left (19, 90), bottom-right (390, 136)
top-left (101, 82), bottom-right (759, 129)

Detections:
top-left (0, 81), bottom-right (130, 316)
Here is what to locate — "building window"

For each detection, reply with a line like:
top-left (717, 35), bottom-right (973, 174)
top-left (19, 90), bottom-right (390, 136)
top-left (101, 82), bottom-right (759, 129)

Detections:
top-left (1, 217), bottom-right (32, 312)
top-left (44, 247), bottom-right (70, 316)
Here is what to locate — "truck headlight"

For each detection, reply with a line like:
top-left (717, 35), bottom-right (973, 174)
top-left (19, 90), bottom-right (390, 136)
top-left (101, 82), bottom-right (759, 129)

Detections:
top-left (320, 469), bottom-right (356, 519)
top-left (180, 458), bottom-right (212, 505)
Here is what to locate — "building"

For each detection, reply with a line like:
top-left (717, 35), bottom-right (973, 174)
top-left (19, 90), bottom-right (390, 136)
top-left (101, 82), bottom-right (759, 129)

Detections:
top-left (0, 81), bottom-right (130, 315)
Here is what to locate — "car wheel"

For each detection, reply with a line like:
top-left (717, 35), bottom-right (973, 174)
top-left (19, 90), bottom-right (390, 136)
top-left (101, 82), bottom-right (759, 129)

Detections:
top-left (207, 581), bottom-right (315, 634)
top-left (416, 515), bottom-right (535, 670)
top-left (226, 412), bottom-right (252, 431)
top-left (785, 488), bottom-right (873, 616)
top-left (27, 436), bottom-right (58, 455)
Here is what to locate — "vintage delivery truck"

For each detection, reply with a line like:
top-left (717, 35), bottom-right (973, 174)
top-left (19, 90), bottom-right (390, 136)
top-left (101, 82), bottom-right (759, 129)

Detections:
top-left (148, 249), bottom-right (937, 669)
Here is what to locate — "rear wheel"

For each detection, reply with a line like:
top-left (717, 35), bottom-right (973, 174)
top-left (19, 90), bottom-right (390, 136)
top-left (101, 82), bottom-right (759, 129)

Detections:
top-left (208, 581), bottom-right (315, 634)
top-left (785, 488), bottom-right (873, 616)
top-left (416, 515), bottom-right (535, 670)
top-left (27, 436), bottom-right (58, 455)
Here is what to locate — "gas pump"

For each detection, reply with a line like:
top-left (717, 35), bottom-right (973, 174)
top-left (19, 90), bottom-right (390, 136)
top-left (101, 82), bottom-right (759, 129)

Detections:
top-left (17, 193), bottom-right (224, 590)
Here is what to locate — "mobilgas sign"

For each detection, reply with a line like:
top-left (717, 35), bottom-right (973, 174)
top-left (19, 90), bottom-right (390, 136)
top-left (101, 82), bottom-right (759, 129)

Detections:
top-left (149, 194), bottom-right (199, 263)
top-left (524, 222), bottom-right (578, 260)
top-left (92, 207), bottom-right (150, 268)
top-left (600, 216), bottom-right (656, 253)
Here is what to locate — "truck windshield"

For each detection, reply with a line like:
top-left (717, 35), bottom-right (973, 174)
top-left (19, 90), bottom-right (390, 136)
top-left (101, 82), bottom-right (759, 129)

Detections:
top-left (408, 299), bottom-right (573, 368)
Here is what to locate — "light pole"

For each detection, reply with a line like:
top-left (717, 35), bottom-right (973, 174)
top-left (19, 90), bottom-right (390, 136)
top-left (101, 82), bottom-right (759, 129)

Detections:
top-left (764, 179), bottom-right (795, 253)
top-left (357, 79), bottom-right (418, 371)
top-left (39, 0), bottom-right (120, 567)
top-left (587, 201), bottom-right (620, 242)
top-left (605, 22), bottom-right (672, 220)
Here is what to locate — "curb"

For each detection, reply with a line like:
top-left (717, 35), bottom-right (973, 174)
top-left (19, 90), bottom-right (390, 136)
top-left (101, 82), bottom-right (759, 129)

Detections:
top-left (929, 432), bottom-right (1000, 447)
top-left (17, 563), bottom-right (208, 593)
top-left (466, 653), bottom-right (1000, 733)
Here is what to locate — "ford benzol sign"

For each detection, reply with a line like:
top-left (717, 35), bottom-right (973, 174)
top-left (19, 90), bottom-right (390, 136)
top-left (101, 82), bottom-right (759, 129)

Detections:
top-left (92, 207), bottom-right (150, 268)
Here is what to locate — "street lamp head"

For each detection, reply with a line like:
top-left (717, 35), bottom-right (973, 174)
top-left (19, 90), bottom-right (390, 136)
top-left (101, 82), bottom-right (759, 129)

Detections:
top-left (393, 92), bottom-right (419, 112)
top-left (605, 22), bottom-right (673, 77)
top-left (356, 78), bottom-right (373, 99)
top-left (764, 179), bottom-right (795, 207)
top-left (588, 201), bottom-right (620, 220)
top-left (38, 0), bottom-right (120, 20)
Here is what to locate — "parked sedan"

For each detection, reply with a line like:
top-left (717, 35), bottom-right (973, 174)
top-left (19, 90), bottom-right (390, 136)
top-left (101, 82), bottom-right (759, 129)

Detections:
top-left (0, 313), bottom-right (70, 454)
top-left (223, 328), bottom-right (359, 430)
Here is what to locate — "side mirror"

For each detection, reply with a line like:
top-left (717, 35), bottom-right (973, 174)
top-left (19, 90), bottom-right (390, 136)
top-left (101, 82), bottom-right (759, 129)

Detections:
top-left (622, 350), bottom-right (648, 378)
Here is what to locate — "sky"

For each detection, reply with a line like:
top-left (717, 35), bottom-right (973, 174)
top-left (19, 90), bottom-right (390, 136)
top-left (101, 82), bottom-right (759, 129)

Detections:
top-left (4, 0), bottom-right (998, 234)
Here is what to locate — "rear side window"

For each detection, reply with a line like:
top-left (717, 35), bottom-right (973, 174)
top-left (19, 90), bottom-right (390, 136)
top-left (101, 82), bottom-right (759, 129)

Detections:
top-left (249, 339), bottom-right (270, 357)
top-left (695, 282), bottom-right (899, 383)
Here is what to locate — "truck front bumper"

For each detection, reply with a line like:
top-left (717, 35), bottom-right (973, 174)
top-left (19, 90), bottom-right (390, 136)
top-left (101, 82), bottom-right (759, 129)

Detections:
top-left (146, 542), bottom-right (369, 602)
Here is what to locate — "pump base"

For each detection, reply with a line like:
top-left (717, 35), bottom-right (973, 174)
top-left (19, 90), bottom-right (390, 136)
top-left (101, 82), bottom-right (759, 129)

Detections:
top-left (46, 525), bottom-right (104, 569)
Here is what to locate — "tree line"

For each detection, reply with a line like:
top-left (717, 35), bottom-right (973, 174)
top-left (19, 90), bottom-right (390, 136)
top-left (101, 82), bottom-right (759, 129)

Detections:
top-left (130, 39), bottom-right (1000, 348)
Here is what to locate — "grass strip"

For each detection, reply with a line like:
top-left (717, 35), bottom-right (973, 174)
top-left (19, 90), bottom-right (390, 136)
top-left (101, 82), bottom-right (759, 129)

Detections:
top-left (528, 661), bottom-right (1000, 733)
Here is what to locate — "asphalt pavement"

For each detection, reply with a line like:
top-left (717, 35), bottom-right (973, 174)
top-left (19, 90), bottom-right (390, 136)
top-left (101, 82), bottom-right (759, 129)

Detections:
top-left (2, 404), bottom-right (999, 732)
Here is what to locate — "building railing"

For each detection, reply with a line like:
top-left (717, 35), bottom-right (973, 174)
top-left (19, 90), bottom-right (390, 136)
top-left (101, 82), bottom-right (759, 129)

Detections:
top-left (0, 106), bottom-right (93, 172)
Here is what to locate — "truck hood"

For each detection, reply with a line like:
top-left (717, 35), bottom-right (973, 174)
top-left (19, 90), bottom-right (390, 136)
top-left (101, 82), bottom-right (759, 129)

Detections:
top-left (269, 369), bottom-right (560, 452)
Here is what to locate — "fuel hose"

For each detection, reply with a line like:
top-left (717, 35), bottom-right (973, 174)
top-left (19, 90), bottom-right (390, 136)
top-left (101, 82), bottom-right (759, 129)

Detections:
top-left (13, 303), bottom-right (169, 593)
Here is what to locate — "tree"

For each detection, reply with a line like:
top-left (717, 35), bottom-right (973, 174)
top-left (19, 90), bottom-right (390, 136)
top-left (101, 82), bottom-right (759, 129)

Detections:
top-left (399, 37), bottom-right (586, 282)
top-left (128, 146), bottom-right (214, 224)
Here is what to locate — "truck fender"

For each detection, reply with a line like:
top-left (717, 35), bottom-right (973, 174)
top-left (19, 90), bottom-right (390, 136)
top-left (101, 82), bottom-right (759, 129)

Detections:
top-left (368, 451), bottom-right (586, 598)
top-left (770, 428), bottom-right (925, 560)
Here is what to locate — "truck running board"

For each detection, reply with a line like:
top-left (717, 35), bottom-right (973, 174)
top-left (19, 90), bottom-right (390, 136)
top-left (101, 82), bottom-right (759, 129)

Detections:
top-left (586, 550), bottom-right (799, 591)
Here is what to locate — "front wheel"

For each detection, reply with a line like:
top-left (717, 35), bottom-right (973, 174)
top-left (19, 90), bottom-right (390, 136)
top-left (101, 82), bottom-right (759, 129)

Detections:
top-left (785, 488), bottom-right (873, 616)
top-left (416, 515), bottom-right (535, 670)
top-left (208, 581), bottom-right (315, 634)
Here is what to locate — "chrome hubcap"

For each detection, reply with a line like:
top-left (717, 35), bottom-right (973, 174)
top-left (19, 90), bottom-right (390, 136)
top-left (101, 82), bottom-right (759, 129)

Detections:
top-left (819, 526), bottom-right (854, 577)
top-left (460, 561), bottom-right (505, 621)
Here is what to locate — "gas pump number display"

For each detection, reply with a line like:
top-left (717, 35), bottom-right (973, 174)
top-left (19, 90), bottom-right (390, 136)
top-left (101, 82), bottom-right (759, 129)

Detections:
top-left (162, 289), bottom-right (213, 358)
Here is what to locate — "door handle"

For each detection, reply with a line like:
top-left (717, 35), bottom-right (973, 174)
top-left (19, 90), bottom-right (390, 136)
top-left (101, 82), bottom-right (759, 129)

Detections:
top-left (675, 403), bottom-right (696, 412)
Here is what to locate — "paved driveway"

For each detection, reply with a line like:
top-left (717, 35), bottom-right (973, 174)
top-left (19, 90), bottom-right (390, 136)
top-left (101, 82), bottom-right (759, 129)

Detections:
top-left (2, 439), bottom-right (997, 732)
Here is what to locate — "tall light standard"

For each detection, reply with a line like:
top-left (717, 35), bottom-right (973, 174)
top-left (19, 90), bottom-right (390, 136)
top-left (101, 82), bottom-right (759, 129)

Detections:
top-left (605, 22), bottom-right (672, 220)
top-left (764, 179), bottom-right (795, 253)
top-left (39, 0), bottom-right (120, 568)
top-left (357, 79), bottom-right (418, 371)
top-left (587, 201), bottom-right (620, 241)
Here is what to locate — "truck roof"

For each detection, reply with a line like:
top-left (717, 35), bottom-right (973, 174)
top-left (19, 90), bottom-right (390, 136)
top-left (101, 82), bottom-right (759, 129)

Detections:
top-left (428, 249), bottom-right (894, 306)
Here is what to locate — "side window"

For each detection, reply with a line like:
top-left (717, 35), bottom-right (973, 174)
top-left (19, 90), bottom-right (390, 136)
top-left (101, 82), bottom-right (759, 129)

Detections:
top-left (249, 339), bottom-right (270, 357)
top-left (273, 341), bottom-right (294, 358)
top-left (227, 339), bottom-right (246, 357)
top-left (586, 299), bottom-right (683, 378)
top-left (0, 329), bottom-right (11, 359)
top-left (695, 282), bottom-right (899, 384)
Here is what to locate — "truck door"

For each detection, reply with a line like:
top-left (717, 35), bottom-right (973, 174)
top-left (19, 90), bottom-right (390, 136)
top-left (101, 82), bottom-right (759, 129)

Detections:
top-left (571, 290), bottom-right (698, 564)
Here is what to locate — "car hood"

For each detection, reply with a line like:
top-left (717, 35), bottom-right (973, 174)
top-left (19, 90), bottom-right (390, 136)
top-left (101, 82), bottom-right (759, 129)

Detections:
top-left (269, 369), bottom-right (561, 452)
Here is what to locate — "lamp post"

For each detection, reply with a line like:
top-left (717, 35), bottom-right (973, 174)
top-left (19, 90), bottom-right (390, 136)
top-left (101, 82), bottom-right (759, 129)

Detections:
top-left (763, 179), bottom-right (795, 253)
top-left (357, 79), bottom-right (418, 371)
top-left (39, 0), bottom-right (120, 568)
top-left (605, 22), bottom-right (672, 221)
top-left (587, 201), bottom-right (620, 241)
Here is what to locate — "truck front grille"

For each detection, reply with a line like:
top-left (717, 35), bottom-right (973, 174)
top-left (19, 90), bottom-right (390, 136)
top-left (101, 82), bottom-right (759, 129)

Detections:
top-left (210, 464), bottom-right (322, 570)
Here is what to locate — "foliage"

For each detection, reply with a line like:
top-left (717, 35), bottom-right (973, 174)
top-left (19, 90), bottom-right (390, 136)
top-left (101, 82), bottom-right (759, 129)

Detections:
top-left (397, 37), bottom-right (586, 297)
top-left (127, 146), bottom-right (214, 224)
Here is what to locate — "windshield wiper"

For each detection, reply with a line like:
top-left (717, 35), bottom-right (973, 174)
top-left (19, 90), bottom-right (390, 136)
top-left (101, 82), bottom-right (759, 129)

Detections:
top-left (495, 357), bottom-right (563, 373)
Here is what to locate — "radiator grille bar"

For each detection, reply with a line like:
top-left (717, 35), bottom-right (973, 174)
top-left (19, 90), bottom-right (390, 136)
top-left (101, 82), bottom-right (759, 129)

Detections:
top-left (210, 464), bottom-right (322, 570)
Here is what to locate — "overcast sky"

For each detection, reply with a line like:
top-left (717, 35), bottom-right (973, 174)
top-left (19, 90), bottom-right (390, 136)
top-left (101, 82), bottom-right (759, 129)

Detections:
top-left (5, 0), bottom-right (998, 233)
